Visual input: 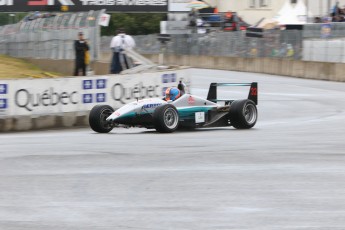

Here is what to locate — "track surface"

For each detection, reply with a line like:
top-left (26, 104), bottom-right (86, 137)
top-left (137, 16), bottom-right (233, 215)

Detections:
top-left (1, 69), bottom-right (345, 230)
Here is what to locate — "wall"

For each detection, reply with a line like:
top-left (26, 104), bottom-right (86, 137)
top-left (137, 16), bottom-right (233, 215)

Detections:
top-left (26, 55), bottom-right (345, 82)
top-left (148, 54), bottom-right (345, 82)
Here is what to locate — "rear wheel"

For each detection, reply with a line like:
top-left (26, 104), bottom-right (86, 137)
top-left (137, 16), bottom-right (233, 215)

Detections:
top-left (89, 105), bottom-right (114, 133)
top-left (229, 99), bottom-right (257, 129)
top-left (153, 104), bottom-right (179, 133)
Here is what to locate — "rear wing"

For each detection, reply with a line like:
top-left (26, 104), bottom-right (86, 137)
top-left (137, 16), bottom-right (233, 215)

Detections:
top-left (207, 82), bottom-right (258, 105)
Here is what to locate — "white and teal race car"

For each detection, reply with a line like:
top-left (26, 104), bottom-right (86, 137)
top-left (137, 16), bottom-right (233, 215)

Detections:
top-left (89, 82), bottom-right (258, 133)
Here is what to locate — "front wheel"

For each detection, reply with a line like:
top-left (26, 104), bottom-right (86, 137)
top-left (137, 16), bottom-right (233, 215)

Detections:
top-left (229, 99), bottom-right (257, 129)
top-left (153, 104), bottom-right (179, 133)
top-left (89, 105), bottom-right (114, 133)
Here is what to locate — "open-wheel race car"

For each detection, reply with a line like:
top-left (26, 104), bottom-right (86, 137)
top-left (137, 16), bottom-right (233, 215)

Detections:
top-left (89, 82), bottom-right (258, 133)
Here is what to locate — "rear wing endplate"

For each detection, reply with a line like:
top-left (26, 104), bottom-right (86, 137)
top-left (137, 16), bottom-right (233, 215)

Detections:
top-left (207, 82), bottom-right (258, 105)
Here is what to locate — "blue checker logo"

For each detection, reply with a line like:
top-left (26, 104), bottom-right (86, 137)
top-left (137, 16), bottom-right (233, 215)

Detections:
top-left (0, 84), bottom-right (8, 94)
top-left (162, 87), bottom-right (168, 96)
top-left (162, 73), bottom-right (177, 84)
top-left (0, 98), bottom-right (7, 109)
top-left (96, 79), bottom-right (106, 89)
top-left (162, 74), bottom-right (169, 83)
top-left (83, 94), bottom-right (93, 104)
top-left (96, 93), bottom-right (106, 103)
top-left (82, 80), bottom-right (93, 90)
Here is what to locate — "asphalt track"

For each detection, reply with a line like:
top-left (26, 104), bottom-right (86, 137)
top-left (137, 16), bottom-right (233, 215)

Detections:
top-left (1, 69), bottom-right (345, 230)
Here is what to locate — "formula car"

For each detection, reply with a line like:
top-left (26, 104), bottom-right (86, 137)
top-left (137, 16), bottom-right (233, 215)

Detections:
top-left (89, 82), bottom-right (258, 133)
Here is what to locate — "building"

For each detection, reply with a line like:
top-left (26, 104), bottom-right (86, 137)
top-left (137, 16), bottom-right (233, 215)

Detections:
top-left (204, 0), bottom-right (345, 25)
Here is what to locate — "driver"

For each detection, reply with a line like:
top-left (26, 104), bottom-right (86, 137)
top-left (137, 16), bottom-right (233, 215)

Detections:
top-left (164, 87), bottom-right (181, 101)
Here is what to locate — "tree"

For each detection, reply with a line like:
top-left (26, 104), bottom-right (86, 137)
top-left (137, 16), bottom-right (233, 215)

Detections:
top-left (101, 13), bottom-right (166, 36)
top-left (0, 13), bottom-right (28, 26)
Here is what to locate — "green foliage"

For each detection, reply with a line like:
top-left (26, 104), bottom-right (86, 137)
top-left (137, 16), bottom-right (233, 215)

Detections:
top-left (101, 13), bottom-right (166, 36)
top-left (0, 13), bottom-right (27, 26)
top-left (0, 12), bottom-right (164, 35)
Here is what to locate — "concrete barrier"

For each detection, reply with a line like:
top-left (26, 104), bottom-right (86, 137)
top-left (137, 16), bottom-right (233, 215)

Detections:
top-left (145, 54), bottom-right (345, 82)
top-left (0, 113), bottom-right (90, 132)
top-left (25, 55), bottom-right (345, 82)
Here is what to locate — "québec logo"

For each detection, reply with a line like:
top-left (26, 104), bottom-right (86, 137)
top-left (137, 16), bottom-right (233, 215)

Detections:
top-left (0, 84), bottom-right (8, 109)
top-left (0, 99), bottom-right (7, 109)
top-left (82, 79), bottom-right (107, 104)
top-left (0, 84), bottom-right (7, 94)
top-left (83, 94), bottom-right (93, 104)
top-left (162, 73), bottom-right (176, 84)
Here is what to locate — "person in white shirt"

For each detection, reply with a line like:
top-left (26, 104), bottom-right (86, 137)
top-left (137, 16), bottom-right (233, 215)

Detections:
top-left (110, 29), bottom-right (136, 74)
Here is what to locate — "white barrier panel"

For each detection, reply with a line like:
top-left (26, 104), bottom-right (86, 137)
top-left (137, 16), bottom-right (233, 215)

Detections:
top-left (303, 39), bottom-right (345, 63)
top-left (0, 69), bottom-right (191, 117)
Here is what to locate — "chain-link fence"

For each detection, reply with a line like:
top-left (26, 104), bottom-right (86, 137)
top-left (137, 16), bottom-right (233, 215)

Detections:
top-left (303, 23), bottom-right (345, 39)
top-left (101, 34), bottom-right (161, 55)
top-left (0, 10), bottom-right (104, 61)
top-left (164, 31), bottom-right (303, 59)
top-left (302, 23), bottom-right (345, 62)
top-left (3, 15), bottom-right (345, 64)
top-left (100, 30), bottom-right (303, 60)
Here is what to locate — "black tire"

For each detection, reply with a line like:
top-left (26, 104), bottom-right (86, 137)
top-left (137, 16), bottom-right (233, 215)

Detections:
top-left (229, 99), bottom-right (257, 129)
top-left (153, 104), bottom-right (179, 133)
top-left (89, 105), bottom-right (114, 133)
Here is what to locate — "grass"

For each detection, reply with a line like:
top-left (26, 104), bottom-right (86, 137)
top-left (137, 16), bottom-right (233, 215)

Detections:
top-left (0, 55), bottom-right (62, 79)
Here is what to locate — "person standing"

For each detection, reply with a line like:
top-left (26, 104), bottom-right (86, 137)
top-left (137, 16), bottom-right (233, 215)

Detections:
top-left (109, 28), bottom-right (136, 74)
top-left (74, 32), bottom-right (89, 76)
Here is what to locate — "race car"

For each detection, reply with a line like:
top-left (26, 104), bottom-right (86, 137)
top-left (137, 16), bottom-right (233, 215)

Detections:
top-left (89, 82), bottom-right (258, 133)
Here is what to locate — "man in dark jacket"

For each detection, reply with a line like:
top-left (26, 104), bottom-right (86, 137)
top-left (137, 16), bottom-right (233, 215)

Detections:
top-left (74, 32), bottom-right (89, 76)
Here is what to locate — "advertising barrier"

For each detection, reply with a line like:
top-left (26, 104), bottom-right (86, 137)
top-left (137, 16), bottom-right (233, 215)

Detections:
top-left (0, 0), bottom-right (168, 12)
top-left (0, 69), bottom-right (191, 120)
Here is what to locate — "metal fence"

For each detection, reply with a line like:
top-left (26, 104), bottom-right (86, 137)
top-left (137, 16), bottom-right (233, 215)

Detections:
top-left (101, 30), bottom-right (303, 60)
top-left (164, 31), bottom-right (303, 59)
top-left (101, 34), bottom-right (161, 55)
top-left (0, 10), bottom-right (104, 61)
top-left (303, 23), bottom-right (345, 39)
top-left (3, 15), bottom-right (345, 64)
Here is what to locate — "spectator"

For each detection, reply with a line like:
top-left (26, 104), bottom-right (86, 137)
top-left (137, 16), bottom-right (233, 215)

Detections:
top-left (74, 32), bottom-right (89, 76)
top-left (188, 8), bottom-right (199, 31)
top-left (314, 17), bottom-right (322, 23)
top-left (225, 11), bottom-right (233, 22)
top-left (109, 28), bottom-right (136, 74)
top-left (332, 1), bottom-right (341, 16)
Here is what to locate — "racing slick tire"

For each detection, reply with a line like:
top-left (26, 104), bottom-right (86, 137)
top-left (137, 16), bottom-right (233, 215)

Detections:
top-left (153, 104), bottom-right (179, 133)
top-left (229, 99), bottom-right (257, 129)
top-left (89, 105), bottom-right (114, 133)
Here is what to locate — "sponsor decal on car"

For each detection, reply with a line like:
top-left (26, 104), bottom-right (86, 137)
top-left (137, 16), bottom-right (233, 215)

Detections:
top-left (188, 96), bottom-right (195, 105)
top-left (142, 103), bottom-right (161, 109)
top-left (195, 112), bottom-right (205, 123)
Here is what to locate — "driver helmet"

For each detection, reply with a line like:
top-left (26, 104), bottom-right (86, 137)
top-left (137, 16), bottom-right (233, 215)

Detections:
top-left (165, 87), bottom-right (181, 101)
